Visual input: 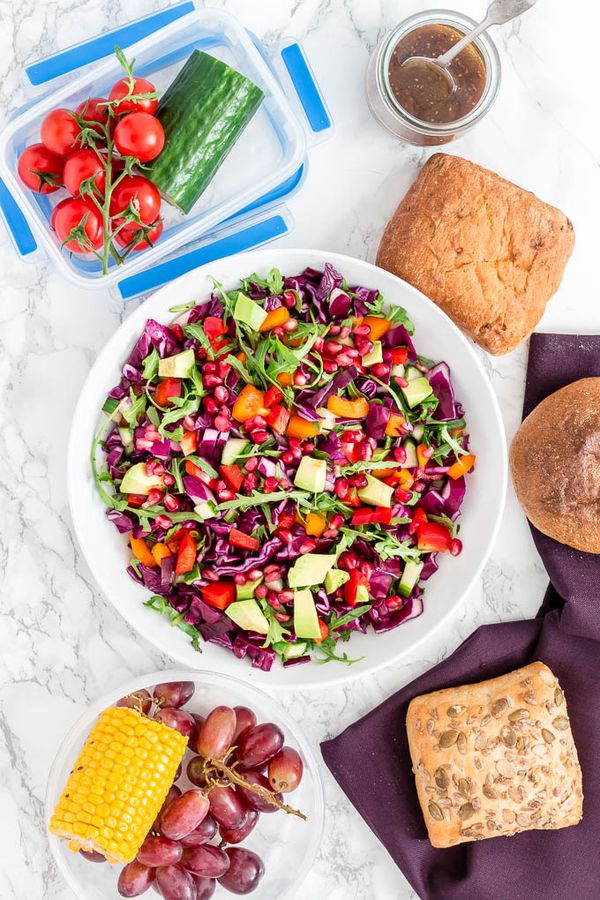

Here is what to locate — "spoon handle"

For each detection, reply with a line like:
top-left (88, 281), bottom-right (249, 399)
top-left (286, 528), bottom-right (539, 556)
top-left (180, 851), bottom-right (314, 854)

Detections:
top-left (436, 0), bottom-right (538, 68)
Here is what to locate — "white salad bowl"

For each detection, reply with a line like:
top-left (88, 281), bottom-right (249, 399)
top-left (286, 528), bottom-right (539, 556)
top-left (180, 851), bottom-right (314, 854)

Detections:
top-left (68, 249), bottom-right (507, 688)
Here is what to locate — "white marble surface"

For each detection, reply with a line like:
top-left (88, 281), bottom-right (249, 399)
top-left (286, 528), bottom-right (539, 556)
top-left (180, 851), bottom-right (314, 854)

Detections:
top-left (0, 0), bottom-right (597, 897)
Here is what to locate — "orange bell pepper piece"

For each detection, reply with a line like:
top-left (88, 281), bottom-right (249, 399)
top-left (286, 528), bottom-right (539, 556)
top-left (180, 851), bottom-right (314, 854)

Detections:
top-left (286, 414), bottom-right (321, 439)
top-left (417, 442), bottom-right (432, 469)
top-left (385, 413), bottom-right (406, 437)
top-left (151, 542), bottom-right (172, 566)
top-left (327, 396), bottom-right (369, 419)
top-left (180, 431), bottom-right (198, 456)
top-left (277, 372), bottom-right (293, 387)
top-left (236, 351), bottom-right (247, 365)
top-left (232, 384), bottom-right (267, 422)
top-left (315, 619), bottom-right (329, 644)
top-left (363, 316), bottom-right (391, 341)
top-left (305, 512), bottom-right (327, 537)
top-left (130, 536), bottom-right (158, 569)
top-left (448, 453), bottom-right (476, 480)
top-left (259, 307), bottom-right (290, 332)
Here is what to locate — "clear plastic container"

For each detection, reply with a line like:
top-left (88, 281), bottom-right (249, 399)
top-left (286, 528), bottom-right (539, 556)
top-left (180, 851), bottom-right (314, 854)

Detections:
top-left (46, 668), bottom-right (324, 900)
top-left (0, 3), bottom-right (332, 299)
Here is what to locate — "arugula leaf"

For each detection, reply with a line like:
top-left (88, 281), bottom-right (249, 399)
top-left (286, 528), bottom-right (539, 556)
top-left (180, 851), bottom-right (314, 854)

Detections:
top-left (158, 395), bottom-right (200, 437)
top-left (144, 595), bottom-right (202, 651)
top-left (387, 304), bottom-right (415, 334)
top-left (428, 513), bottom-right (455, 535)
top-left (312, 636), bottom-right (364, 666)
top-left (141, 347), bottom-right (159, 381)
top-left (184, 322), bottom-right (214, 359)
top-left (217, 490), bottom-right (309, 512)
top-left (185, 454), bottom-right (219, 479)
top-left (329, 604), bottom-right (372, 631)
top-left (122, 390), bottom-right (146, 427)
top-left (340, 459), bottom-right (399, 475)
top-left (169, 300), bottom-right (196, 313)
top-left (260, 602), bottom-right (291, 648)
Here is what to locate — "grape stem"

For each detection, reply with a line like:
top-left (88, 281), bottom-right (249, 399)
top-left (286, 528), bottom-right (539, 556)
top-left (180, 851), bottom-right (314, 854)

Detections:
top-left (205, 755), bottom-right (307, 821)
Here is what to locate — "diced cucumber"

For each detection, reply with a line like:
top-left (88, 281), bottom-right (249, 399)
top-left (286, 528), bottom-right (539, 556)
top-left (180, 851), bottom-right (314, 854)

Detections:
top-left (221, 438), bottom-right (249, 465)
top-left (282, 641), bottom-right (308, 660)
top-left (399, 560), bottom-right (424, 598)
top-left (118, 427), bottom-right (133, 453)
top-left (412, 422), bottom-right (425, 441)
top-left (194, 501), bottom-right (217, 520)
top-left (403, 438), bottom-right (418, 469)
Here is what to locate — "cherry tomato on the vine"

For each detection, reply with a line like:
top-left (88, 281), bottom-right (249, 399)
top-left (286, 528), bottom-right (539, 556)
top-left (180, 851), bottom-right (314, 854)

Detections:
top-left (114, 112), bottom-right (164, 163)
top-left (109, 175), bottom-right (161, 225)
top-left (108, 77), bottom-right (158, 115)
top-left (17, 144), bottom-right (64, 193)
top-left (63, 148), bottom-right (106, 197)
top-left (41, 108), bottom-right (81, 157)
top-left (50, 197), bottom-right (103, 252)
top-left (75, 97), bottom-right (110, 136)
top-left (114, 219), bottom-right (163, 252)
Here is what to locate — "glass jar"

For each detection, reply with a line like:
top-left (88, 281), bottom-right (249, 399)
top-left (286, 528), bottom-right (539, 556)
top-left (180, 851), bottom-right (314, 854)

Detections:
top-left (366, 9), bottom-right (501, 145)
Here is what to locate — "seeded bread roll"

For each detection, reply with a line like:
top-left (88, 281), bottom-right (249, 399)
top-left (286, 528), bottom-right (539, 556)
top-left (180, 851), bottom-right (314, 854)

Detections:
top-left (510, 378), bottom-right (600, 553)
top-left (406, 662), bottom-right (583, 848)
top-left (376, 154), bottom-right (575, 354)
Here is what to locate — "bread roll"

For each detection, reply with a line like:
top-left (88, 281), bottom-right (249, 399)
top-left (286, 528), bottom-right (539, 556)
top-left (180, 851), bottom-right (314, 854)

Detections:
top-left (510, 377), bottom-right (600, 553)
top-left (376, 154), bottom-right (575, 355)
top-left (406, 662), bottom-right (583, 848)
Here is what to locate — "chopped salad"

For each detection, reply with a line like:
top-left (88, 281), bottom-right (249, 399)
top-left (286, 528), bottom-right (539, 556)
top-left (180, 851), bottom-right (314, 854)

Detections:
top-left (94, 264), bottom-right (475, 670)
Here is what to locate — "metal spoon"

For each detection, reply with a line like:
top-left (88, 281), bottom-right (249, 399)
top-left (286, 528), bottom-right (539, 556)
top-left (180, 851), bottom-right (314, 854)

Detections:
top-left (401, 0), bottom-right (538, 93)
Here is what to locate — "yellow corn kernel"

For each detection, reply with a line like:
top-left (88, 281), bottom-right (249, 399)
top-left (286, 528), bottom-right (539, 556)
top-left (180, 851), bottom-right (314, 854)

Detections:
top-left (49, 706), bottom-right (187, 863)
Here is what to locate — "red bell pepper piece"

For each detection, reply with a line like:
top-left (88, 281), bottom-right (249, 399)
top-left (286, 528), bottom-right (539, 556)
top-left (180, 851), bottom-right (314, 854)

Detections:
top-left (351, 507), bottom-right (393, 526)
top-left (344, 487), bottom-right (363, 507)
top-left (185, 460), bottom-right (216, 489)
top-left (264, 386), bottom-right (284, 407)
top-left (416, 522), bottom-right (452, 552)
top-left (180, 431), bottom-right (198, 456)
top-left (201, 581), bottom-right (235, 610)
top-left (175, 531), bottom-right (197, 575)
top-left (219, 464), bottom-right (244, 493)
top-left (203, 317), bottom-right (227, 341)
top-left (267, 404), bottom-right (290, 434)
top-left (229, 528), bottom-right (260, 551)
top-left (155, 377), bottom-right (182, 408)
top-left (344, 569), bottom-right (370, 606)
top-left (276, 512), bottom-right (295, 531)
top-left (408, 507), bottom-right (428, 536)
top-left (388, 347), bottom-right (409, 365)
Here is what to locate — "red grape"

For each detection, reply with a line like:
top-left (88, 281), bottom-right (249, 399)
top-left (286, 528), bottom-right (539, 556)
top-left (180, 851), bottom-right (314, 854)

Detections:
top-left (180, 814), bottom-right (217, 848)
top-left (191, 712), bottom-right (206, 732)
top-left (208, 785), bottom-right (248, 830)
top-left (153, 681), bottom-right (195, 709)
top-left (155, 707), bottom-right (197, 744)
top-left (268, 746), bottom-right (304, 793)
top-left (155, 864), bottom-right (195, 900)
top-left (235, 723), bottom-right (284, 770)
top-left (116, 689), bottom-right (152, 714)
top-left (117, 860), bottom-right (155, 897)
top-left (181, 844), bottom-right (230, 878)
top-left (186, 755), bottom-right (207, 788)
top-left (197, 706), bottom-right (236, 759)
top-left (153, 785), bottom-right (181, 831)
top-left (236, 772), bottom-right (282, 813)
top-left (160, 789), bottom-right (209, 840)
top-left (233, 706), bottom-right (257, 742)
top-left (78, 848), bottom-right (105, 862)
top-left (137, 834), bottom-right (182, 867)
top-left (192, 875), bottom-right (216, 899)
top-left (218, 848), bottom-right (265, 895)
top-left (219, 809), bottom-right (259, 844)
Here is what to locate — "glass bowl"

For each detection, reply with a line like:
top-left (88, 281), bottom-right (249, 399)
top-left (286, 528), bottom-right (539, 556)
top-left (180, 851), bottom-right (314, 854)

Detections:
top-left (45, 669), bottom-right (324, 899)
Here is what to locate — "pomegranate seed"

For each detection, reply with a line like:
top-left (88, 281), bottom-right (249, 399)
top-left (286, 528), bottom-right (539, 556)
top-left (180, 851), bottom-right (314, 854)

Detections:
top-left (267, 579), bottom-right (283, 592)
top-left (450, 538), bottom-right (463, 556)
top-left (279, 477), bottom-right (290, 489)
top-left (340, 325), bottom-right (352, 339)
top-left (244, 456), bottom-right (258, 472)
top-left (413, 480), bottom-right (425, 492)
top-left (353, 323), bottom-right (371, 337)
top-left (331, 514), bottom-right (345, 529)
top-left (282, 451), bottom-right (294, 464)
top-left (397, 376), bottom-right (409, 388)
top-left (217, 488), bottom-right (235, 501)
top-left (146, 461), bottom-right (164, 476)
top-left (267, 595), bottom-right (282, 609)
top-left (204, 397), bottom-right (218, 414)
top-left (314, 337), bottom-right (324, 352)
top-left (217, 361), bottom-right (231, 377)
top-left (283, 318), bottom-right (298, 332)
top-left (345, 347), bottom-right (360, 359)
top-left (171, 324), bottom-right (184, 341)
top-left (283, 290), bottom-right (297, 307)
top-left (393, 446), bottom-right (407, 463)
top-left (203, 362), bottom-right (217, 374)
top-left (234, 574), bottom-right (247, 585)
top-left (163, 494), bottom-right (180, 512)
top-left (328, 324), bottom-right (341, 335)
top-left (265, 564), bottom-right (282, 577)
top-left (358, 442), bottom-right (373, 461)
top-left (371, 363), bottom-right (390, 378)
top-left (252, 415), bottom-right (267, 428)
top-left (324, 340), bottom-right (343, 355)
top-left (386, 595), bottom-right (403, 610)
top-left (163, 473), bottom-right (175, 486)
top-left (293, 372), bottom-right (308, 387)
top-left (279, 590), bottom-right (294, 603)
top-left (136, 438), bottom-right (154, 451)
top-left (288, 437), bottom-right (301, 450)
top-left (395, 488), bottom-right (413, 503)
top-left (277, 528), bottom-right (293, 545)
top-left (356, 339), bottom-right (374, 356)
top-left (275, 611), bottom-right (292, 623)
top-left (155, 514), bottom-right (172, 530)
top-left (146, 488), bottom-right (163, 505)
top-left (272, 326), bottom-right (285, 337)
top-left (214, 416), bottom-right (230, 432)
top-left (338, 550), bottom-right (359, 570)
top-left (243, 473), bottom-right (258, 491)
top-left (334, 478), bottom-right (350, 499)
top-left (252, 430), bottom-right (269, 444)
top-left (323, 361), bottom-right (338, 373)
top-left (204, 373), bottom-right (222, 389)
top-left (302, 441), bottom-right (314, 453)
top-left (421, 446), bottom-right (434, 460)
top-left (323, 528), bottom-right (338, 538)
top-left (361, 561), bottom-right (374, 578)
top-left (264, 476), bottom-right (278, 493)
top-left (203, 568), bottom-right (219, 582)
top-left (248, 568), bottom-right (263, 581)
top-left (344, 429), bottom-right (363, 442)
top-left (350, 473), bottom-right (368, 488)
top-left (255, 584), bottom-right (268, 599)
top-left (299, 539), bottom-right (317, 554)
top-left (336, 353), bottom-right (353, 366)
top-left (214, 385), bottom-right (228, 403)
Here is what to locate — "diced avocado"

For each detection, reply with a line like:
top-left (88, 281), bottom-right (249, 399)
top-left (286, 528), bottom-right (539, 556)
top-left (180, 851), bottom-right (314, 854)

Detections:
top-left (233, 292), bottom-right (268, 331)
top-left (357, 474), bottom-right (395, 508)
top-left (399, 560), bottom-right (424, 598)
top-left (158, 348), bottom-right (196, 379)
top-left (391, 362), bottom-right (405, 379)
top-left (121, 462), bottom-right (165, 495)
top-left (356, 583), bottom-right (370, 604)
top-left (324, 568), bottom-right (350, 594)
top-left (412, 422), bottom-right (425, 441)
top-left (401, 377), bottom-right (433, 409)
top-left (403, 438), bottom-right (418, 469)
top-left (221, 438), bottom-right (249, 466)
top-left (288, 553), bottom-right (336, 588)
top-left (194, 501), bottom-right (217, 520)
top-left (362, 340), bottom-right (383, 367)
top-left (293, 589), bottom-right (321, 640)
top-left (405, 365), bottom-right (422, 382)
top-left (236, 577), bottom-right (263, 600)
top-left (281, 641), bottom-right (308, 660)
top-left (118, 426), bottom-right (133, 453)
top-left (315, 407), bottom-right (336, 431)
top-left (294, 456), bottom-right (327, 493)
top-left (226, 599), bottom-right (269, 635)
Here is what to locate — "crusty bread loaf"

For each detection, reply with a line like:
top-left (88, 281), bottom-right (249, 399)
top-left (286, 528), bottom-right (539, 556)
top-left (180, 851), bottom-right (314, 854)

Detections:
top-left (376, 154), bottom-right (575, 355)
top-left (406, 662), bottom-right (583, 848)
top-left (510, 377), bottom-right (600, 553)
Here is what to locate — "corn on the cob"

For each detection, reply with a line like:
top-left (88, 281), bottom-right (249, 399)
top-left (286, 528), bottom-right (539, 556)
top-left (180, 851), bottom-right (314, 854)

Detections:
top-left (49, 705), bottom-right (187, 863)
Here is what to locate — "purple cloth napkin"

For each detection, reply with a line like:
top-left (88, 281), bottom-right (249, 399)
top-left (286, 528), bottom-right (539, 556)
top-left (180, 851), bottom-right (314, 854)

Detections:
top-left (321, 333), bottom-right (600, 900)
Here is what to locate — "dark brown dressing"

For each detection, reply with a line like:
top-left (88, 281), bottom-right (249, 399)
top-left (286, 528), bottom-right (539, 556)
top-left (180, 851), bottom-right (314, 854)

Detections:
top-left (388, 24), bottom-right (487, 124)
